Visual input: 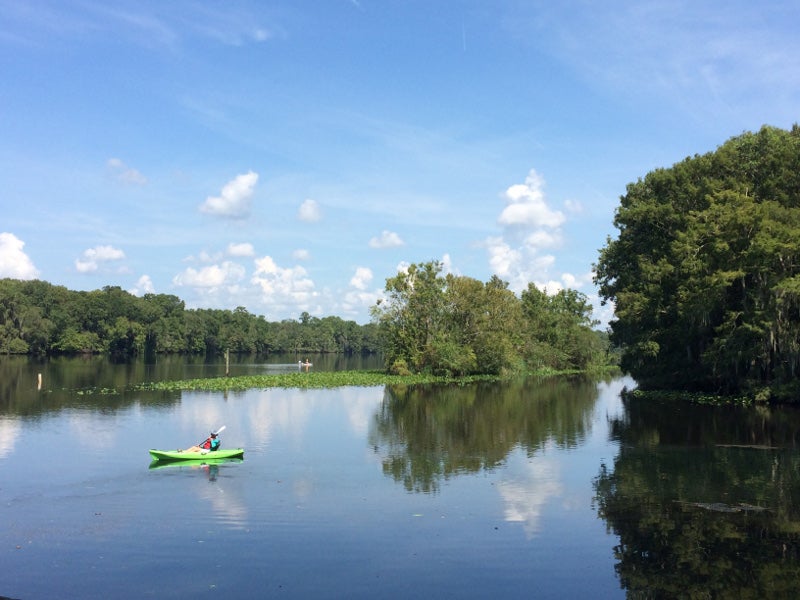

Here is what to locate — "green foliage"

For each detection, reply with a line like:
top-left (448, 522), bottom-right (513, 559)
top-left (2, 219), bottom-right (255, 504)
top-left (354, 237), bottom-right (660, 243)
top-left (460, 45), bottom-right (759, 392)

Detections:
top-left (372, 260), bottom-right (607, 376)
top-left (596, 125), bottom-right (800, 397)
top-left (137, 369), bottom-right (500, 392)
top-left (0, 278), bottom-right (379, 358)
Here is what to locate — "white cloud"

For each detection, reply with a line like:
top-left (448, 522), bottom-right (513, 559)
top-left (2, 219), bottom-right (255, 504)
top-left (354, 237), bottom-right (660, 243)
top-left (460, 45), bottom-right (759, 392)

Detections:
top-left (227, 242), bottom-right (255, 257)
top-left (199, 171), bottom-right (258, 218)
top-left (0, 232), bottom-right (39, 279)
top-left (251, 255), bottom-right (317, 308)
top-left (129, 274), bottom-right (155, 296)
top-left (561, 271), bottom-right (594, 289)
top-left (486, 169), bottom-right (577, 293)
top-left (498, 170), bottom-right (565, 228)
top-left (440, 253), bottom-right (457, 275)
top-left (525, 229), bottom-right (562, 249)
top-left (298, 198), bottom-right (321, 222)
top-left (341, 288), bottom-right (383, 317)
top-left (340, 265), bottom-right (386, 317)
top-left (75, 245), bottom-right (126, 273)
top-left (173, 261), bottom-right (246, 288)
top-left (107, 157), bottom-right (147, 185)
top-left (369, 230), bottom-right (404, 249)
top-left (292, 249), bottom-right (310, 261)
top-left (486, 236), bottom-right (521, 280)
top-left (350, 266), bottom-right (373, 290)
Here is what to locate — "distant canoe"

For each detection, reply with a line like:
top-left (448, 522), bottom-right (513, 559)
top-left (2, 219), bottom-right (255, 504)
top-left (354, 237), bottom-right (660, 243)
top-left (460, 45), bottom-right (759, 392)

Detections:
top-left (149, 448), bottom-right (244, 462)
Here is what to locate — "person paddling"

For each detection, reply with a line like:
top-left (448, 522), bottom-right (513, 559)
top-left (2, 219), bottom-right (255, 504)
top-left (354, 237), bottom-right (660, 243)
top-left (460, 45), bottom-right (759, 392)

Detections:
top-left (184, 431), bottom-right (221, 453)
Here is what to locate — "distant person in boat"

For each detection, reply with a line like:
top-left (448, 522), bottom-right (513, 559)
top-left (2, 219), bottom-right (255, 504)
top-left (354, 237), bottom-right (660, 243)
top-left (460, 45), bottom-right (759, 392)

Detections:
top-left (184, 431), bottom-right (221, 453)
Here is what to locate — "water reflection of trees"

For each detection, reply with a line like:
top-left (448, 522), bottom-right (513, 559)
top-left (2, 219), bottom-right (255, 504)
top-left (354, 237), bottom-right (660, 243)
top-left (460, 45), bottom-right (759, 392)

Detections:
top-left (595, 394), bottom-right (800, 597)
top-left (0, 355), bottom-right (181, 416)
top-left (369, 375), bottom-right (602, 493)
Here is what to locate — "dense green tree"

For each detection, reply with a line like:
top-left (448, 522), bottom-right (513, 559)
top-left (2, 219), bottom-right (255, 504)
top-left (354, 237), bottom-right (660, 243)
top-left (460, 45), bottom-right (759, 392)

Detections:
top-left (374, 261), bottom-right (452, 374)
top-left (373, 260), bottom-right (607, 375)
top-left (596, 125), bottom-right (800, 398)
top-left (0, 278), bottom-right (378, 358)
top-left (522, 285), bottom-right (603, 371)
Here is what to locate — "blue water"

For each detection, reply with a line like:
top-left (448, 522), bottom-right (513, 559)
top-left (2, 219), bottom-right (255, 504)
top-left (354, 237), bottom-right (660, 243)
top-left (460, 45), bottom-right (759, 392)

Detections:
top-left (1, 376), bottom-right (628, 599)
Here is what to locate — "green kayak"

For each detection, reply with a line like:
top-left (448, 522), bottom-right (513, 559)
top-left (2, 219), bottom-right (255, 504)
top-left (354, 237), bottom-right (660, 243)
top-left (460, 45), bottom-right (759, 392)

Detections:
top-left (149, 448), bottom-right (245, 462)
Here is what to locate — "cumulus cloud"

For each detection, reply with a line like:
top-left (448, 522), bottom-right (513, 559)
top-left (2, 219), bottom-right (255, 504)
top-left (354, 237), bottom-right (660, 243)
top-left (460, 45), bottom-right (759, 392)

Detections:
top-left (107, 158), bottom-right (147, 185)
top-left (498, 170), bottom-right (565, 228)
top-left (0, 232), bottom-right (39, 279)
top-left (369, 230), bottom-right (404, 249)
top-left (129, 275), bottom-right (155, 296)
top-left (173, 261), bottom-right (246, 288)
top-left (486, 169), bottom-right (573, 293)
top-left (341, 271), bottom-right (384, 318)
top-left (350, 266), bottom-right (373, 290)
top-left (251, 255), bottom-right (317, 307)
top-left (561, 271), bottom-right (594, 289)
top-left (200, 171), bottom-right (258, 218)
top-left (341, 288), bottom-right (381, 313)
top-left (75, 245), bottom-right (126, 273)
top-left (227, 242), bottom-right (255, 257)
top-left (525, 229), bottom-right (561, 249)
top-left (486, 237), bottom-right (522, 280)
top-left (298, 199), bottom-right (321, 222)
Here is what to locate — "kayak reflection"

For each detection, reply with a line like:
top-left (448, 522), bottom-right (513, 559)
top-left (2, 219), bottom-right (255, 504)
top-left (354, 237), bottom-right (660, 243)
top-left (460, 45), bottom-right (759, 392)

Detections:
top-left (148, 457), bottom-right (244, 475)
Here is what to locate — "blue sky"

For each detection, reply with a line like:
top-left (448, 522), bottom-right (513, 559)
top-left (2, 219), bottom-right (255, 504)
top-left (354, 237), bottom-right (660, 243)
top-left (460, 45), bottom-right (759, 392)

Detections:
top-left (2, 1), bottom-right (798, 326)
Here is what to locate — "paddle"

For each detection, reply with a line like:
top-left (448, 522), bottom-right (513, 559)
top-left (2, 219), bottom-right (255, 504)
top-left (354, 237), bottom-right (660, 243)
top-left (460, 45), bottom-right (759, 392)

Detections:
top-left (197, 425), bottom-right (225, 447)
top-left (192, 425), bottom-right (226, 453)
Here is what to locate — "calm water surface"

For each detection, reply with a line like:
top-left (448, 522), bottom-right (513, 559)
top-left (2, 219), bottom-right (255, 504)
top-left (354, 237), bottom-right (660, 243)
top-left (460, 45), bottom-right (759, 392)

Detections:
top-left (2, 357), bottom-right (800, 598)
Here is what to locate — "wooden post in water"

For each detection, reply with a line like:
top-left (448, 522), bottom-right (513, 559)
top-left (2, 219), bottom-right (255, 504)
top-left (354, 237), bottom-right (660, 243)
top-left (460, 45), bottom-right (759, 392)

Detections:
top-left (37, 373), bottom-right (42, 391)
top-left (225, 349), bottom-right (230, 377)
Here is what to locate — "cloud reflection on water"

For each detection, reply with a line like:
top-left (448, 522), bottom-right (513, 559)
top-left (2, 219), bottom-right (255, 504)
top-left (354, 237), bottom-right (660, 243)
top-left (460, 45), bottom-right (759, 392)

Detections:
top-left (498, 451), bottom-right (564, 539)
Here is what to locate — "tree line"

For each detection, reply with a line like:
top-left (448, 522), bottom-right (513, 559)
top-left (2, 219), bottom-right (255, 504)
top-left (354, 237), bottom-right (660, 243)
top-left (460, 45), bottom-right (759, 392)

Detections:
top-left (0, 278), bottom-right (380, 357)
top-left (595, 124), bottom-right (800, 400)
top-left (0, 267), bottom-right (612, 376)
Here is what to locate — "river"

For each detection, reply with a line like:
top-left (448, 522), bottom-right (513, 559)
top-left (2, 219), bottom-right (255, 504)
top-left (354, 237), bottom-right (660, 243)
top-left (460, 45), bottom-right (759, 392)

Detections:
top-left (2, 356), bottom-right (800, 598)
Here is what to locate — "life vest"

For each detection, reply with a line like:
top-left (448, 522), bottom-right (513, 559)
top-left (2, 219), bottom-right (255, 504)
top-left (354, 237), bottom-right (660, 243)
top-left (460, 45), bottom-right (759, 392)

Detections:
top-left (201, 436), bottom-right (220, 451)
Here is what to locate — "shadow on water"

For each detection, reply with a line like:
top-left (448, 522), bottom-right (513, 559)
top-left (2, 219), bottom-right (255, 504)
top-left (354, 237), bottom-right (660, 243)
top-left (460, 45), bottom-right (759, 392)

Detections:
top-left (595, 392), bottom-right (800, 597)
top-left (370, 374), bottom-right (606, 493)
